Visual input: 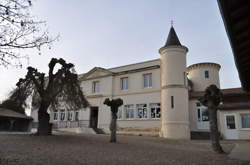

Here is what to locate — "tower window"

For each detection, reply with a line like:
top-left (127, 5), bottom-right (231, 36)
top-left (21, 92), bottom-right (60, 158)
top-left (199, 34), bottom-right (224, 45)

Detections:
top-left (205, 70), bottom-right (209, 78)
top-left (171, 96), bottom-right (174, 109)
top-left (183, 72), bottom-right (187, 86)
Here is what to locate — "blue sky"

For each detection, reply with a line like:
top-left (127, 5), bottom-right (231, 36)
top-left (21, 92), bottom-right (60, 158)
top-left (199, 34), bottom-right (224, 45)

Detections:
top-left (0, 0), bottom-right (241, 100)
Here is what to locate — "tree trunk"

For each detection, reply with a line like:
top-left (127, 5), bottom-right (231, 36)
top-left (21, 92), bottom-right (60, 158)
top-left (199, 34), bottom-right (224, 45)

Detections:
top-left (110, 112), bottom-right (117, 143)
top-left (208, 103), bottom-right (224, 153)
top-left (37, 101), bottom-right (51, 135)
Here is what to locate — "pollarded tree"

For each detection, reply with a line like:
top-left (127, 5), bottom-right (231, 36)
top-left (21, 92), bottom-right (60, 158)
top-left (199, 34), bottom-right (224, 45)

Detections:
top-left (0, 0), bottom-right (55, 67)
top-left (199, 84), bottom-right (224, 153)
top-left (9, 58), bottom-right (89, 135)
top-left (104, 98), bottom-right (123, 143)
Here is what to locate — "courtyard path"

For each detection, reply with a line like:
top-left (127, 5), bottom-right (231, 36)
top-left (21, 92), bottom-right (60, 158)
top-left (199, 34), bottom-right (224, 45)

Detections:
top-left (0, 132), bottom-right (249, 165)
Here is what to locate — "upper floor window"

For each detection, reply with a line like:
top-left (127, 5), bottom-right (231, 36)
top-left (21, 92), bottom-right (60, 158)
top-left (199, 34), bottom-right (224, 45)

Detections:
top-left (205, 70), bottom-right (209, 79)
top-left (92, 81), bottom-right (100, 93)
top-left (143, 73), bottom-right (152, 88)
top-left (120, 77), bottom-right (128, 90)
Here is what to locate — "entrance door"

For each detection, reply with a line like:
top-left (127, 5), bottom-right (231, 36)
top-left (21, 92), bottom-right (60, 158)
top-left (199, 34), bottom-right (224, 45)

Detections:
top-left (197, 106), bottom-right (210, 130)
top-left (224, 114), bottom-right (238, 139)
top-left (89, 107), bottom-right (98, 128)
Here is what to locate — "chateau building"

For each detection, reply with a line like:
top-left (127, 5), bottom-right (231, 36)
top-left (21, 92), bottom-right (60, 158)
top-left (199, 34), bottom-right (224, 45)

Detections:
top-left (31, 26), bottom-right (250, 140)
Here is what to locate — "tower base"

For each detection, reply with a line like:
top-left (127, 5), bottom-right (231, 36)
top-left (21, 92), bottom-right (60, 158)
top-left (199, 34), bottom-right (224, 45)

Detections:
top-left (160, 122), bottom-right (190, 139)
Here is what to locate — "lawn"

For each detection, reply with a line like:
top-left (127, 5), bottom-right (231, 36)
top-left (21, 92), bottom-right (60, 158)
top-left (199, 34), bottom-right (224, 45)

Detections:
top-left (0, 133), bottom-right (249, 165)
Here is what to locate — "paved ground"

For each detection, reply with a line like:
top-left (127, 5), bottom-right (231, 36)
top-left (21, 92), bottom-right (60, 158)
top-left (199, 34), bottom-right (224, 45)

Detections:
top-left (0, 133), bottom-right (250, 165)
top-left (228, 141), bottom-right (250, 161)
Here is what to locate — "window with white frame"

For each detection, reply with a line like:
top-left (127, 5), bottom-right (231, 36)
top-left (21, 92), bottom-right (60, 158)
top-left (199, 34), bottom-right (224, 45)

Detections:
top-left (120, 77), bottom-right (128, 90)
top-left (241, 114), bottom-right (250, 129)
top-left (125, 105), bottom-right (134, 119)
top-left (197, 103), bottom-right (209, 122)
top-left (151, 103), bottom-right (160, 118)
top-left (75, 111), bottom-right (79, 121)
top-left (67, 111), bottom-right (73, 121)
top-left (60, 110), bottom-right (65, 121)
top-left (143, 73), bottom-right (152, 88)
top-left (137, 104), bottom-right (147, 119)
top-left (117, 107), bottom-right (123, 119)
top-left (53, 110), bottom-right (58, 121)
top-left (92, 81), bottom-right (100, 93)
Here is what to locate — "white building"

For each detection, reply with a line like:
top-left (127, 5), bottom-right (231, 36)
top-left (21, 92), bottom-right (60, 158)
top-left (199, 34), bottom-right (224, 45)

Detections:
top-left (31, 26), bottom-right (250, 140)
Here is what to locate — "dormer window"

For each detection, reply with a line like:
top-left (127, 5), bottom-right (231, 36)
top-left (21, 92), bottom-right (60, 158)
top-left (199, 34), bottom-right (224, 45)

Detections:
top-left (92, 81), bottom-right (100, 93)
top-left (205, 70), bottom-right (209, 79)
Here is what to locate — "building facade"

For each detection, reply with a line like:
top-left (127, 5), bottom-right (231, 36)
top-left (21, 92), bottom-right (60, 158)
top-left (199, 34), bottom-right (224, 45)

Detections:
top-left (31, 27), bottom-right (250, 140)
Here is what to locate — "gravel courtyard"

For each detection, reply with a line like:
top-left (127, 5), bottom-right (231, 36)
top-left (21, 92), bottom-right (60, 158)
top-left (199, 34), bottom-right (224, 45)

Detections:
top-left (0, 133), bottom-right (249, 165)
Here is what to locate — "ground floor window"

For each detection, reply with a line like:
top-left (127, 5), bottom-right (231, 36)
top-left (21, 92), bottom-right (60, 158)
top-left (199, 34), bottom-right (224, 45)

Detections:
top-left (137, 104), bottom-right (147, 119)
top-left (197, 104), bottom-right (209, 122)
top-left (150, 103), bottom-right (160, 118)
top-left (241, 114), bottom-right (250, 129)
top-left (67, 111), bottom-right (74, 121)
top-left (60, 110), bottom-right (65, 121)
top-left (125, 105), bottom-right (134, 119)
top-left (75, 111), bottom-right (79, 121)
top-left (53, 110), bottom-right (58, 121)
top-left (225, 115), bottom-right (236, 129)
top-left (118, 107), bottom-right (123, 119)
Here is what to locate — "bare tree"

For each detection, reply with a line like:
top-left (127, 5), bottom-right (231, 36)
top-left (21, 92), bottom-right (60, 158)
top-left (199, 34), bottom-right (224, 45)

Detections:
top-left (104, 98), bottom-right (123, 143)
top-left (0, 0), bottom-right (56, 67)
top-left (9, 58), bottom-right (89, 135)
top-left (199, 84), bottom-right (224, 153)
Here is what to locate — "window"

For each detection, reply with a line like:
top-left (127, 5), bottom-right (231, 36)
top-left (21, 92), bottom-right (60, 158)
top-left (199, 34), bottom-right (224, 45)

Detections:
top-left (120, 77), bottom-right (128, 90)
top-left (75, 111), bottom-right (79, 121)
top-left (241, 114), bottom-right (250, 129)
top-left (196, 102), bottom-right (201, 107)
top-left (118, 107), bottom-right (123, 119)
top-left (183, 72), bottom-right (187, 86)
top-left (92, 81), bottom-right (100, 93)
top-left (137, 104), bottom-right (147, 119)
top-left (205, 70), bottom-right (209, 78)
top-left (143, 73), bottom-right (152, 88)
top-left (53, 110), bottom-right (58, 121)
top-left (171, 96), bottom-right (174, 109)
top-left (60, 110), bottom-right (65, 121)
top-left (197, 108), bottom-right (209, 122)
top-left (151, 103), bottom-right (160, 118)
top-left (125, 105), bottom-right (134, 119)
top-left (67, 111), bottom-right (73, 121)
top-left (226, 115), bottom-right (236, 129)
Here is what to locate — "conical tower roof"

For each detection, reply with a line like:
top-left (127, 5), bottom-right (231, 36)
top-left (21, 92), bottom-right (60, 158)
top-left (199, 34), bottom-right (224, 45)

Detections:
top-left (164, 26), bottom-right (181, 47)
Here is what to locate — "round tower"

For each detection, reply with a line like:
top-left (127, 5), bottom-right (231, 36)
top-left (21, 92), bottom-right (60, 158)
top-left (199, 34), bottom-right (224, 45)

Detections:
top-left (187, 63), bottom-right (221, 92)
top-left (159, 26), bottom-right (190, 139)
